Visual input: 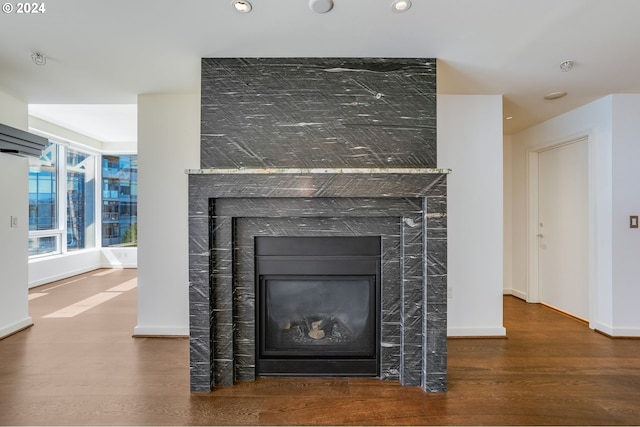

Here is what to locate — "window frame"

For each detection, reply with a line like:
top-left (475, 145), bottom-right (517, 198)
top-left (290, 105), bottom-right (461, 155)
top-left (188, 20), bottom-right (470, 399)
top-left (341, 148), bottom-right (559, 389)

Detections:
top-left (28, 138), bottom-right (100, 258)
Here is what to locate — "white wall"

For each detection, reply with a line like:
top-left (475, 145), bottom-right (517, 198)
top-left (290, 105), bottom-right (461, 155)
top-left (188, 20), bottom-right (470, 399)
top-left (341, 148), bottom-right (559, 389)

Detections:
top-left (28, 250), bottom-right (103, 288)
top-left (0, 89), bottom-right (32, 338)
top-left (509, 96), bottom-right (615, 333)
top-left (503, 134), bottom-right (518, 298)
top-left (135, 93), bottom-right (200, 336)
top-left (0, 91), bottom-right (28, 130)
top-left (611, 95), bottom-right (640, 335)
top-left (29, 249), bottom-right (137, 288)
top-left (438, 95), bottom-right (506, 337)
top-left (134, 93), bottom-right (507, 338)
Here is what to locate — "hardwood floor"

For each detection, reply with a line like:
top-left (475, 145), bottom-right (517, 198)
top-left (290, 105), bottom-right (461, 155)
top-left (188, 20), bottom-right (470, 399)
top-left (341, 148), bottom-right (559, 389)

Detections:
top-left (1, 269), bottom-right (639, 425)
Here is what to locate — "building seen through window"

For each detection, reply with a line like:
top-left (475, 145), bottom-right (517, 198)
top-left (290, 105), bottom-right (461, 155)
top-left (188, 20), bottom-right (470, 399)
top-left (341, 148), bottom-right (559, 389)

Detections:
top-left (101, 154), bottom-right (137, 247)
top-left (28, 140), bottom-right (136, 257)
top-left (66, 148), bottom-right (96, 251)
top-left (28, 142), bottom-right (59, 256)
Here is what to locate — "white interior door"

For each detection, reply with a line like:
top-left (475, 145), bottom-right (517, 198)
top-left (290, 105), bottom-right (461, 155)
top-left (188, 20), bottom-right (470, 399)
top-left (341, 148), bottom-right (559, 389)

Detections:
top-left (537, 139), bottom-right (589, 320)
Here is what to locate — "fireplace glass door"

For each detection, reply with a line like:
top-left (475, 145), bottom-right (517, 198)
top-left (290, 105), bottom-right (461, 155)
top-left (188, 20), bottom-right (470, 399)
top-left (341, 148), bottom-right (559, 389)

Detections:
top-left (255, 236), bottom-right (381, 376)
top-left (260, 275), bottom-right (375, 357)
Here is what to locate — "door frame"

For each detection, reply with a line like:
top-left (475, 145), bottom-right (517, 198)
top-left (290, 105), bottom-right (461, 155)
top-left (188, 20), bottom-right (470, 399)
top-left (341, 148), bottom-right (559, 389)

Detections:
top-left (526, 134), bottom-right (597, 328)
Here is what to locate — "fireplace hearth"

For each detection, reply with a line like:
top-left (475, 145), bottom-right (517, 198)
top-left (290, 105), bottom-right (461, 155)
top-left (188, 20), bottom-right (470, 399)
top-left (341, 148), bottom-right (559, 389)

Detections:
top-left (256, 236), bottom-right (381, 376)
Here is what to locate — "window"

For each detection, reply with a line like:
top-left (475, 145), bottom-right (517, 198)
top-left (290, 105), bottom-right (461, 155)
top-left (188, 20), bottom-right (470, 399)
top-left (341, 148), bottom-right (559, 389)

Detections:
top-left (101, 155), bottom-right (137, 247)
top-left (66, 148), bottom-right (96, 251)
top-left (28, 142), bottom-right (59, 256)
top-left (28, 138), bottom-right (136, 258)
top-left (28, 141), bottom-right (97, 257)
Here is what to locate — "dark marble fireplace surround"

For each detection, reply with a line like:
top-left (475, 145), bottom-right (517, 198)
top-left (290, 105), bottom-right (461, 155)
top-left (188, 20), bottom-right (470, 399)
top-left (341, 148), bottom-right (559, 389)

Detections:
top-left (188, 58), bottom-right (449, 393)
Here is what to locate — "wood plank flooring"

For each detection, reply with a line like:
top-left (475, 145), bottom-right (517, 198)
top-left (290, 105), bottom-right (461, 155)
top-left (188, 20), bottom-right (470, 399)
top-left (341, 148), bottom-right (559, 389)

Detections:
top-left (1, 269), bottom-right (639, 425)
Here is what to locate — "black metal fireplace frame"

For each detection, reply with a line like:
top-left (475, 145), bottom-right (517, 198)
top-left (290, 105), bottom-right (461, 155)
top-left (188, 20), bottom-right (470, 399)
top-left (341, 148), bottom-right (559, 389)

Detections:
top-left (255, 236), bottom-right (381, 377)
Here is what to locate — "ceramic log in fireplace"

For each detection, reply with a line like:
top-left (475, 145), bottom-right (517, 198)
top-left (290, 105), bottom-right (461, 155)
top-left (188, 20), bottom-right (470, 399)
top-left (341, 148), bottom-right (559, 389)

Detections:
top-left (255, 236), bottom-right (381, 376)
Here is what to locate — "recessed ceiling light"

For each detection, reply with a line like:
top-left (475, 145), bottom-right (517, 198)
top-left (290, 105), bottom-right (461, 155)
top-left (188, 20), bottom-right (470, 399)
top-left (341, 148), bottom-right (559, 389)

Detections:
top-left (232, 0), bottom-right (252, 13)
top-left (544, 91), bottom-right (568, 100)
top-left (391, 0), bottom-right (411, 12)
top-left (309, 0), bottom-right (334, 13)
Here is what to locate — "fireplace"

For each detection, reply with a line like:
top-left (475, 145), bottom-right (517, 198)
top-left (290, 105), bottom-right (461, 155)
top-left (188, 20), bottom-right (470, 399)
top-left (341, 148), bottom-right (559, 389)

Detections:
top-left (189, 58), bottom-right (448, 393)
top-left (188, 174), bottom-right (449, 392)
top-left (256, 236), bottom-right (380, 376)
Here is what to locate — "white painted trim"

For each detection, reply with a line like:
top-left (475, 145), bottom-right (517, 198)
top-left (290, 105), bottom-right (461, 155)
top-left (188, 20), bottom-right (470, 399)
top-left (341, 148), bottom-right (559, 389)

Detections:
top-left (586, 132), bottom-right (599, 331)
top-left (447, 326), bottom-right (507, 337)
top-left (0, 317), bottom-right (33, 340)
top-left (29, 249), bottom-right (103, 288)
top-left (608, 328), bottom-right (640, 338)
top-left (594, 322), bottom-right (614, 336)
top-left (594, 324), bottom-right (640, 338)
top-left (133, 326), bottom-right (189, 337)
top-left (503, 288), bottom-right (527, 300)
top-left (29, 265), bottom-right (98, 288)
top-left (29, 248), bottom-right (138, 288)
top-left (526, 149), bottom-right (540, 303)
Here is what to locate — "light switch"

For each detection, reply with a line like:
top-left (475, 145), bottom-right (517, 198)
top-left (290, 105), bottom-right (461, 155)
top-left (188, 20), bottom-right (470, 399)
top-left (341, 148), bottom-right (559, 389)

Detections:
top-left (10, 216), bottom-right (18, 228)
top-left (630, 216), bottom-right (638, 229)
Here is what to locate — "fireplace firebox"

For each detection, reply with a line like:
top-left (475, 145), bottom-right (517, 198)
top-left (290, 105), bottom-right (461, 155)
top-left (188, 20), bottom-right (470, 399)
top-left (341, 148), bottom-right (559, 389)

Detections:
top-left (255, 236), bottom-right (381, 377)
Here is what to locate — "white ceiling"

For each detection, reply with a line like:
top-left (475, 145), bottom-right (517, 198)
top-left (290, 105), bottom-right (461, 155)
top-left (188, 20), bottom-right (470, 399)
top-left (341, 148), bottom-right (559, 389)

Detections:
top-left (2, 0), bottom-right (640, 138)
top-left (29, 104), bottom-right (137, 143)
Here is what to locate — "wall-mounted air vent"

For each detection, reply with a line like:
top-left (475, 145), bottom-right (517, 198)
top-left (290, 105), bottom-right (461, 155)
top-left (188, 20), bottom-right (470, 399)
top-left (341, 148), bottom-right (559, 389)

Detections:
top-left (0, 123), bottom-right (47, 158)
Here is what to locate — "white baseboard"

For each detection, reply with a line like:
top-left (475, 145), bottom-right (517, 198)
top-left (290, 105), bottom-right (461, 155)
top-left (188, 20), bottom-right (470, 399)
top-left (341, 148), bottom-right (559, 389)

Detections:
top-left (503, 288), bottom-right (527, 300)
top-left (29, 264), bottom-right (101, 288)
top-left (101, 247), bottom-right (138, 268)
top-left (29, 248), bottom-right (137, 288)
top-left (610, 328), bottom-right (640, 337)
top-left (29, 249), bottom-right (103, 288)
top-left (447, 326), bottom-right (507, 337)
top-left (595, 323), bottom-right (640, 338)
top-left (133, 325), bottom-right (188, 337)
top-left (0, 317), bottom-right (33, 339)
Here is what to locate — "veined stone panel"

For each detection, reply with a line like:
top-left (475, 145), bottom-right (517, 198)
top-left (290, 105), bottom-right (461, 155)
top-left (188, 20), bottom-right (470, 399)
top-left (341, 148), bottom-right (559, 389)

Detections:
top-left (200, 58), bottom-right (437, 169)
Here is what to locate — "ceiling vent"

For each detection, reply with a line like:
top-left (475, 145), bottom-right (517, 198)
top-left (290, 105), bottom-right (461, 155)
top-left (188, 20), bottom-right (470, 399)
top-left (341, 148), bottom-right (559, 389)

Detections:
top-left (0, 123), bottom-right (48, 158)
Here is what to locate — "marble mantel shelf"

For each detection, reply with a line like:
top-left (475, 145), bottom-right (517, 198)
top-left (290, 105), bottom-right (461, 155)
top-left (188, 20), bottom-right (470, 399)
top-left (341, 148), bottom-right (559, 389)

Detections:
top-left (185, 167), bottom-right (452, 175)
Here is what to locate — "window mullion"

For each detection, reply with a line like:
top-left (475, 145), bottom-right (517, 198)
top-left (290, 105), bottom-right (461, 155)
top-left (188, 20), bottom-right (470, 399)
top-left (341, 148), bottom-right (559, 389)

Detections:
top-left (58, 144), bottom-right (68, 254)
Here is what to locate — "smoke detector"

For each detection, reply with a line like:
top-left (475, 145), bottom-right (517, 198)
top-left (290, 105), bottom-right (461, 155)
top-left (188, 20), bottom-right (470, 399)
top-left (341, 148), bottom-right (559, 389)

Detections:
top-left (559, 60), bottom-right (574, 72)
top-left (31, 51), bottom-right (46, 66)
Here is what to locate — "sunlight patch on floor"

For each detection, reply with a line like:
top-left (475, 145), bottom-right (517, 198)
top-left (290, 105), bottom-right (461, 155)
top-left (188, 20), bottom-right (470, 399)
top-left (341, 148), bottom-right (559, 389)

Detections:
top-left (92, 269), bottom-right (122, 277)
top-left (41, 276), bottom-right (137, 318)
top-left (44, 292), bottom-right (123, 318)
top-left (106, 278), bottom-right (137, 292)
